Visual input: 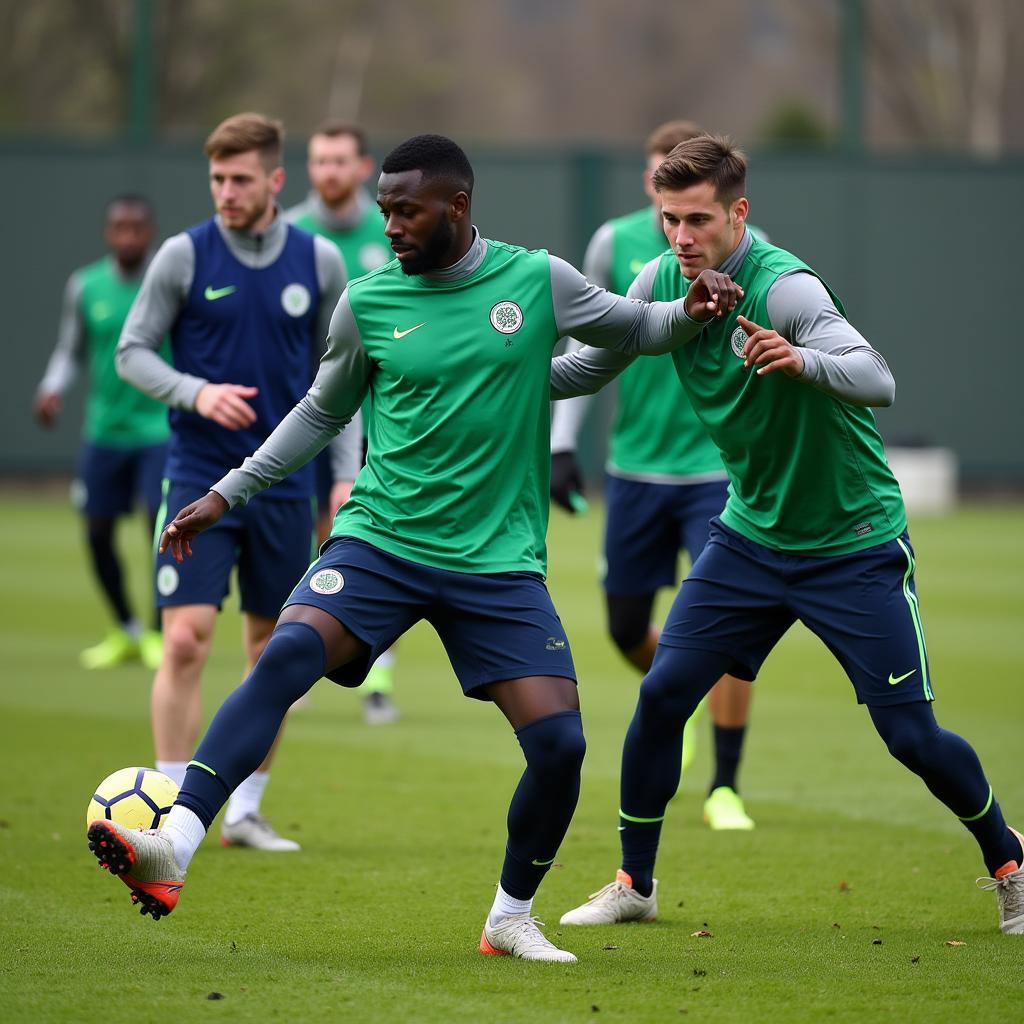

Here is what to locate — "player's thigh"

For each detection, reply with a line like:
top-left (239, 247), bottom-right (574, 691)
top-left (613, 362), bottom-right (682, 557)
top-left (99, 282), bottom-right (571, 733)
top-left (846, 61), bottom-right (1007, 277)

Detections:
top-left (790, 531), bottom-right (934, 706)
top-left (678, 478), bottom-right (729, 565)
top-left (154, 481), bottom-right (238, 610)
top-left (660, 518), bottom-right (794, 682)
top-left (603, 475), bottom-right (680, 597)
top-left (430, 570), bottom-right (576, 701)
top-left (236, 497), bottom-right (317, 621)
top-left (282, 537), bottom-right (428, 686)
top-left (75, 444), bottom-right (135, 520)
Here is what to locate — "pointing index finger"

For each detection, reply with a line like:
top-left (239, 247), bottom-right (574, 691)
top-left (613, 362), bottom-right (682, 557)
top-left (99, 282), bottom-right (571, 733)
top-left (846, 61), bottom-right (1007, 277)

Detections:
top-left (737, 314), bottom-right (764, 334)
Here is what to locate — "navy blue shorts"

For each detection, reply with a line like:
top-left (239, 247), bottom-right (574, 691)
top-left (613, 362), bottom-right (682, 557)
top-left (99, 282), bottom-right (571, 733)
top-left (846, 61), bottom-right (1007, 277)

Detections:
top-left (154, 481), bottom-right (316, 619)
top-left (603, 475), bottom-right (729, 596)
top-left (285, 537), bottom-right (576, 698)
top-left (660, 518), bottom-right (934, 706)
top-left (74, 442), bottom-right (168, 519)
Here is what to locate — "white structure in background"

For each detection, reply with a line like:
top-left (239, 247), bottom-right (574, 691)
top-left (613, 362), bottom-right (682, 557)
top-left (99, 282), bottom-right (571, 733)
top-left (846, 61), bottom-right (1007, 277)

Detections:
top-left (887, 447), bottom-right (958, 514)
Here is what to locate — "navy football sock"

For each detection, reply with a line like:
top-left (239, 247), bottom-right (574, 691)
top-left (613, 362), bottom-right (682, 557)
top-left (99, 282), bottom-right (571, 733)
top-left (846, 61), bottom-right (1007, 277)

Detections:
top-left (175, 622), bottom-right (326, 828)
top-left (85, 517), bottom-right (132, 625)
top-left (499, 710), bottom-right (586, 901)
top-left (709, 724), bottom-right (746, 795)
top-left (620, 646), bottom-right (730, 897)
top-left (868, 702), bottom-right (1022, 875)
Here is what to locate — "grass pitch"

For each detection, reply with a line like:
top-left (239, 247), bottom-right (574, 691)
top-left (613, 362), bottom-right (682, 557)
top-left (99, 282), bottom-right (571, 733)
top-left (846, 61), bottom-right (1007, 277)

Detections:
top-left (0, 492), bottom-right (1021, 1022)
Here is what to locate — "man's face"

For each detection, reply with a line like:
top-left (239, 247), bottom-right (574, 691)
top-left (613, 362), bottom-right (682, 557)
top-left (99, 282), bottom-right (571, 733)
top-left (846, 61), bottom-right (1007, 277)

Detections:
top-left (104, 204), bottom-right (153, 268)
top-left (659, 181), bottom-right (748, 279)
top-left (209, 150), bottom-right (284, 230)
top-left (307, 133), bottom-right (373, 207)
top-left (377, 170), bottom-right (466, 275)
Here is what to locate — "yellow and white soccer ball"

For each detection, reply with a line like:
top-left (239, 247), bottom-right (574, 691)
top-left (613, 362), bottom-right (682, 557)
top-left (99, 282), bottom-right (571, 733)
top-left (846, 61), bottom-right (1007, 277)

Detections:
top-left (86, 767), bottom-right (179, 831)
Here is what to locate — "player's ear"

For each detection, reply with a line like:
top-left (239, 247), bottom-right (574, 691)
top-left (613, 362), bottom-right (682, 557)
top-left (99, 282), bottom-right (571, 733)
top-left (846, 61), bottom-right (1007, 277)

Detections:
top-left (731, 196), bottom-right (749, 229)
top-left (449, 191), bottom-right (470, 222)
top-left (269, 166), bottom-right (286, 195)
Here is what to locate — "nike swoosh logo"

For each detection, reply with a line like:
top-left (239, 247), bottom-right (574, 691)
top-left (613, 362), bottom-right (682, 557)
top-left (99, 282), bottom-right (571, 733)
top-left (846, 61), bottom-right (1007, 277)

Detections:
top-left (204, 285), bottom-right (237, 301)
top-left (531, 856), bottom-right (556, 866)
top-left (888, 669), bottom-right (917, 686)
top-left (393, 322), bottom-right (426, 339)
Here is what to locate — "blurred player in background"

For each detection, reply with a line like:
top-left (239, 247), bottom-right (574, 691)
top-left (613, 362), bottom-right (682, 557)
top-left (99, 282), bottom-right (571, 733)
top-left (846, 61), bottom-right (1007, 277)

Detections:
top-left (87, 133), bottom-right (744, 961)
top-left (114, 112), bottom-right (352, 851)
top-left (34, 195), bottom-right (167, 672)
top-left (552, 136), bottom-right (1023, 936)
top-left (287, 119), bottom-right (398, 724)
top-left (550, 121), bottom-right (765, 830)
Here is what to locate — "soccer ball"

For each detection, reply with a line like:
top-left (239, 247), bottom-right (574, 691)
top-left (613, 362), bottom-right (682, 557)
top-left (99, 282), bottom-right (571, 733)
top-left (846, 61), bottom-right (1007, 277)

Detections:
top-left (87, 767), bottom-right (178, 831)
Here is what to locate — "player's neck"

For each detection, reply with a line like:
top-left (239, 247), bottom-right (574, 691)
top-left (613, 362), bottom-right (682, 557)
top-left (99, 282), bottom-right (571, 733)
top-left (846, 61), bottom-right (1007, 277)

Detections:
top-left (249, 202), bottom-right (278, 236)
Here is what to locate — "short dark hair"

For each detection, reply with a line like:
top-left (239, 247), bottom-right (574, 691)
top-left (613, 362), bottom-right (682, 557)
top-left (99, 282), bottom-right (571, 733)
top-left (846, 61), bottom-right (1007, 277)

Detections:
top-left (311, 119), bottom-right (368, 156)
top-left (105, 194), bottom-right (154, 222)
top-left (645, 120), bottom-right (703, 158)
top-left (204, 112), bottom-right (284, 170)
top-left (381, 134), bottom-right (474, 196)
top-left (651, 134), bottom-right (746, 206)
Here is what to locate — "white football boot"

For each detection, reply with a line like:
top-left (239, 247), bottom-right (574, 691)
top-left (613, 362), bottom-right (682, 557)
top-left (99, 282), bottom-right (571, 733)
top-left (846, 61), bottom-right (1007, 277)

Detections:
top-left (220, 813), bottom-right (300, 851)
top-left (480, 914), bottom-right (578, 962)
top-left (559, 870), bottom-right (658, 926)
top-left (977, 827), bottom-right (1024, 935)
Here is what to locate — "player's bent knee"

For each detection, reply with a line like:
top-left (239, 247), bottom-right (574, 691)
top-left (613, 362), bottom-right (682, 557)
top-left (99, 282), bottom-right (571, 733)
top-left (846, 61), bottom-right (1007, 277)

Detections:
top-left (245, 621), bottom-right (327, 705)
top-left (161, 619), bottom-right (211, 669)
top-left (869, 701), bottom-right (940, 772)
top-left (516, 710), bottom-right (586, 778)
top-left (606, 596), bottom-right (652, 654)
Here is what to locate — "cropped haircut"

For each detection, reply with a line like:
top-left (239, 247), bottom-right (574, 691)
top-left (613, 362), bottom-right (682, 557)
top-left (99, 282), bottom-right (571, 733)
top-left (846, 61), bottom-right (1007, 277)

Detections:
top-left (204, 112), bottom-right (284, 170)
top-left (645, 119), bottom-right (704, 158)
top-left (381, 134), bottom-right (474, 196)
top-left (104, 194), bottom-right (154, 222)
top-left (311, 119), bottom-right (368, 156)
top-left (651, 134), bottom-right (747, 206)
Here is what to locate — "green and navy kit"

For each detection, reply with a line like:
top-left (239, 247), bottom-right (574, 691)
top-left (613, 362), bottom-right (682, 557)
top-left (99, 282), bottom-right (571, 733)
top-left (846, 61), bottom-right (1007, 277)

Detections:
top-left (552, 230), bottom-right (905, 557)
top-left (38, 256), bottom-right (170, 448)
top-left (286, 191), bottom-right (390, 281)
top-left (211, 230), bottom-right (708, 576)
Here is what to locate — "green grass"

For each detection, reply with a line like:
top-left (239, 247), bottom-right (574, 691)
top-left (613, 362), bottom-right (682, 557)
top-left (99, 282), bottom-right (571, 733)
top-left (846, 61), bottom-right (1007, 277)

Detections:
top-left (1, 494), bottom-right (1022, 1022)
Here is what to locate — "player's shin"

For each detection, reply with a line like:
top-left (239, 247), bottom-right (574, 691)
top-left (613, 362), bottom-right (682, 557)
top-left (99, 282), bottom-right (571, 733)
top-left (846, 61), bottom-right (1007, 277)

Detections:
top-left (492, 710), bottom-right (586, 921)
top-left (172, 622), bottom-right (326, 860)
top-left (868, 702), bottom-right (1023, 874)
top-left (619, 647), bottom-right (728, 895)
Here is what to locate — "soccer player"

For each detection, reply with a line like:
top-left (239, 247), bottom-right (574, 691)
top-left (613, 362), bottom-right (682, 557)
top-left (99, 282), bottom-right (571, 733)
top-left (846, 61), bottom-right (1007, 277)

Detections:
top-left (114, 113), bottom-right (352, 851)
top-left (286, 119), bottom-right (398, 724)
top-left (551, 136), bottom-right (1023, 935)
top-left (87, 134), bottom-right (743, 962)
top-left (34, 195), bottom-right (167, 671)
top-left (550, 120), bottom-right (760, 830)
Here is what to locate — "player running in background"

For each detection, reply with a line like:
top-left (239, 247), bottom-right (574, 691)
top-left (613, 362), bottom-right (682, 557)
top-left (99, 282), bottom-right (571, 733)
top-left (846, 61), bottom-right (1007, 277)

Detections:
top-left (87, 133), bottom-right (743, 962)
top-left (34, 196), bottom-right (168, 672)
top-left (550, 120), bottom-right (764, 830)
top-left (552, 136), bottom-right (1023, 935)
top-left (114, 113), bottom-right (351, 851)
top-left (286, 119), bottom-right (398, 724)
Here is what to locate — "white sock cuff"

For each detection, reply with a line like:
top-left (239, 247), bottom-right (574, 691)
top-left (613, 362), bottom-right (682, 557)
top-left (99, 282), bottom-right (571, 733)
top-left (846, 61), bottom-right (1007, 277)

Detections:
top-left (164, 805), bottom-right (206, 869)
top-left (489, 884), bottom-right (534, 924)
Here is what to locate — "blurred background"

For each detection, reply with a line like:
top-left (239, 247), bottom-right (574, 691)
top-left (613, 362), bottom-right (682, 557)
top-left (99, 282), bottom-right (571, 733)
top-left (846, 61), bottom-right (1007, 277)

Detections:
top-left (3, 0), bottom-right (1023, 490)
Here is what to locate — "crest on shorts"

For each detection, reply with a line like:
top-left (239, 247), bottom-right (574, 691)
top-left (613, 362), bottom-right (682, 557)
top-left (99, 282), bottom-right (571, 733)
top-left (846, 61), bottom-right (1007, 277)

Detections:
top-left (281, 283), bottom-right (311, 317)
top-left (489, 301), bottom-right (523, 335)
top-left (310, 569), bottom-right (344, 595)
top-left (157, 565), bottom-right (179, 597)
top-left (730, 326), bottom-right (748, 358)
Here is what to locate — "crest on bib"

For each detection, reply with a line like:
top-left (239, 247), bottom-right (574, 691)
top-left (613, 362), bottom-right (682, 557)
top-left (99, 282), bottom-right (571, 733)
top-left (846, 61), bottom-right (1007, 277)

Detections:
top-left (730, 326), bottom-right (748, 358)
top-left (489, 301), bottom-right (523, 335)
top-left (281, 283), bottom-right (311, 317)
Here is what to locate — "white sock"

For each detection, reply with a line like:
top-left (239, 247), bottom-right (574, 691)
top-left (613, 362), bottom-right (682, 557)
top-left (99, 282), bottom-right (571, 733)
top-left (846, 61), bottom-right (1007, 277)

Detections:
top-left (488, 885), bottom-right (534, 925)
top-left (157, 760), bottom-right (188, 787)
top-left (224, 771), bottom-right (270, 825)
top-left (163, 805), bottom-right (206, 869)
top-left (374, 645), bottom-right (396, 669)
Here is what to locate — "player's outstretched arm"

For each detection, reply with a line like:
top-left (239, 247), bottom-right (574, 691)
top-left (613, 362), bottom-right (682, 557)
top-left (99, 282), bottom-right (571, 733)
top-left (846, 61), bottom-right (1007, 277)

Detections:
top-left (34, 273), bottom-right (86, 427)
top-left (159, 492), bottom-right (229, 563)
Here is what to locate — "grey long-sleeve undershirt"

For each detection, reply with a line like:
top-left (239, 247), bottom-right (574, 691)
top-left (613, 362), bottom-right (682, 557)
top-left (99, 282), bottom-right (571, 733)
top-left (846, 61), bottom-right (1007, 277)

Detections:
top-left (37, 272), bottom-right (87, 396)
top-left (550, 231), bottom-right (895, 416)
top-left (210, 231), bottom-right (706, 509)
top-left (115, 211), bottom-right (364, 480)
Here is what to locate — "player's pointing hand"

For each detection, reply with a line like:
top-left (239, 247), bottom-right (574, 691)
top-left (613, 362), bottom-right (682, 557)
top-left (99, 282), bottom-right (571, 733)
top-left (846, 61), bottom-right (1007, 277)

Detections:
top-left (159, 491), bottom-right (229, 563)
top-left (737, 315), bottom-right (804, 377)
top-left (684, 269), bottom-right (744, 322)
top-left (195, 383), bottom-right (260, 430)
